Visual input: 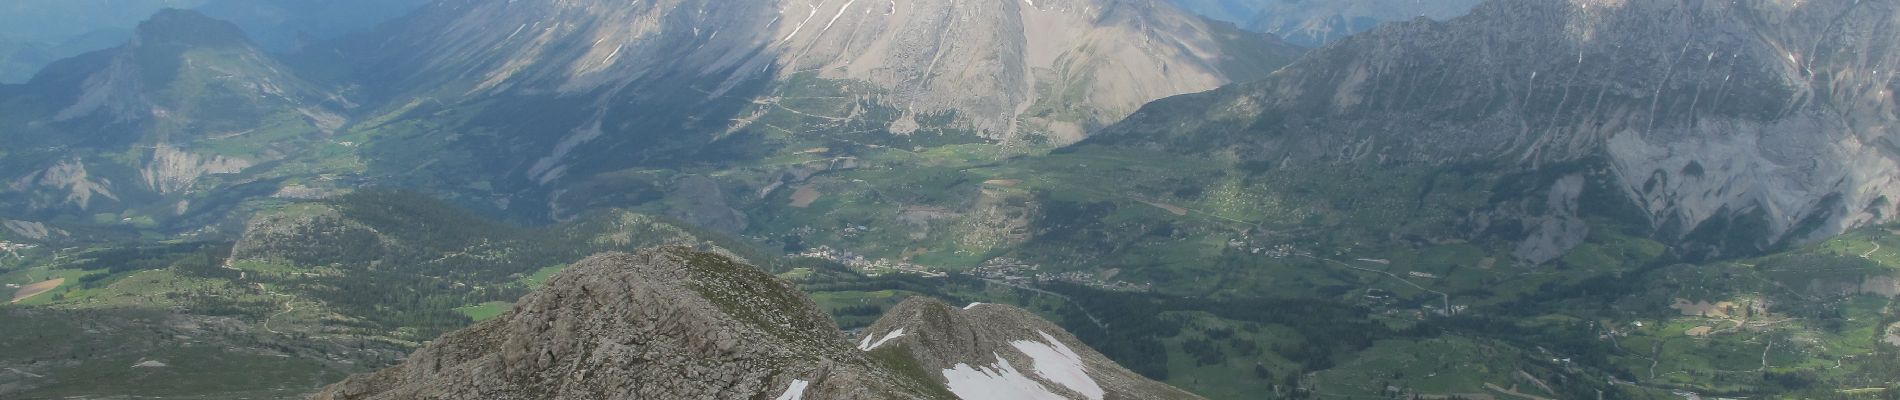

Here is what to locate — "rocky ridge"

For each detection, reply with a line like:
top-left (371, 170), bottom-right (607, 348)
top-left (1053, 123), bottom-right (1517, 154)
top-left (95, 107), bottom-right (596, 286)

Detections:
top-left (313, 247), bottom-right (1197, 400)
top-left (314, 248), bottom-right (932, 399)
top-left (862, 298), bottom-right (1203, 400)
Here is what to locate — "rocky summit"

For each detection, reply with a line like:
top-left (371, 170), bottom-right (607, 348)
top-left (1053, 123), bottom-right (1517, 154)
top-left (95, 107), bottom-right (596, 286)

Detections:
top-left (862, 298), bottom-right (1202, 400)
top-left (313, 247), bottom-right (1191, 400)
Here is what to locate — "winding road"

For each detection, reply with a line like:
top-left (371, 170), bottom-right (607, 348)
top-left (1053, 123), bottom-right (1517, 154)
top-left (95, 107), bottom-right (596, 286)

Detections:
top-left (1297, 254), bottom-right (1453, 315)
top-left (221, 262), bottom-right (298, 335)
top-left (976, 277), bottom-right (1107, 328)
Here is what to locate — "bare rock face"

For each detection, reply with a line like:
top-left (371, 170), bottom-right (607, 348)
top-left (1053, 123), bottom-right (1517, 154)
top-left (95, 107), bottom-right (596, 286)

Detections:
top-left (313, 248), bottom-right (937, 400)
top-left (355, 0), bottom-right (1299, 145)
top-left (859, 298), bottom-right (1202, 400)
top-left (771, 0), bottom-right (1286, 142)
top-left (1095, 0), bottom-right (1900, 258)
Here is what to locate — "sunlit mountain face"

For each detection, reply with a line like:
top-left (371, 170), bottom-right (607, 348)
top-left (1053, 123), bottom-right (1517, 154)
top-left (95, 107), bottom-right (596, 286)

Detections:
top-left (3, 0), bottom-right (1899, 399)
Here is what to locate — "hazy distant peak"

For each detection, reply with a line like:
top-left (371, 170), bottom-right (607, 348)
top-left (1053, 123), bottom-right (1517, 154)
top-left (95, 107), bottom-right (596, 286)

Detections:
top-left (133, 8), bottom-right (251, 49)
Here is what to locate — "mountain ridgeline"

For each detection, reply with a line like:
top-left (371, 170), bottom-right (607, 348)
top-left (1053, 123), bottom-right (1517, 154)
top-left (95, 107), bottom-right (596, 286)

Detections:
top-left (344, 0), bottom-right (1293, 141)
top-left (1091, 0), bottom-right (1900, 261)
top-left (315, 247), bottom-right (1196, 400)
top-left (0, 9), bottom-right (346, 229)
top-left (4, 0), bottom-right (1900, 399)
top-left (0, 0), bottom-right (1303, 229)
top-left (312, 0), bottom-right (1302, 204)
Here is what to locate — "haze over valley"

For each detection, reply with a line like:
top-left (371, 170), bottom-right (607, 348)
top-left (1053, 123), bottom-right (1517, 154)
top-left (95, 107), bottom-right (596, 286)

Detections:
top-left (2, 0), bottom-right (1899, 399)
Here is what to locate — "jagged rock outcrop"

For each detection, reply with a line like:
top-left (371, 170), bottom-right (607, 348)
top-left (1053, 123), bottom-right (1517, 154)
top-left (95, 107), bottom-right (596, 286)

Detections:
top-left (312, 248), bottom-right (1201, 400)
top-left (4, 158), bottom-right (119, 211)
top-left (860, 298), bottom-right (1201, 400)
top-left (1092, 0), bottom-right (1900, 259)
top-left (1, 220), bottom-right (65, 241)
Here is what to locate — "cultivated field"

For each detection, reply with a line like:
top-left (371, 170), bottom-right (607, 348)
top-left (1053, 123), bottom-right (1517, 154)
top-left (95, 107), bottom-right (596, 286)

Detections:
top-left (9, 278), bottom-right (62, 303)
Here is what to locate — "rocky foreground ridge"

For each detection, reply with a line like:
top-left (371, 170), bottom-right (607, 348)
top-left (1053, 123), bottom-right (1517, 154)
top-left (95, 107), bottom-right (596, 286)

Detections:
top-left (313, 247), bottom-right (1195, 400)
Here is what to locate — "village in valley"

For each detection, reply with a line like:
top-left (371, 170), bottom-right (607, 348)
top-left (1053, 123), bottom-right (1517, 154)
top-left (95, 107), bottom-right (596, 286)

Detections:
top-left (794, 246), bottom-right (1157, 292)
top-left (0, 240), bottom-right (33, 258)
top-left (968, 257), bottom-right (1153, 292)
top-left (795, 246), bottom-right (946, 278)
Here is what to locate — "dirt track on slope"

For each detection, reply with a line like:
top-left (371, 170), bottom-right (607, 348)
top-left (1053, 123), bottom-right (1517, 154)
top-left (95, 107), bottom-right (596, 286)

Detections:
top-left (9, 278), bottom-right (64, 303)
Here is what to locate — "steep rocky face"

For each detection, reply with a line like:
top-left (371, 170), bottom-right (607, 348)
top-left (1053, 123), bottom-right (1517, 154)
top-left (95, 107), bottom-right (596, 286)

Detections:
top-left (313, 248), bottom-right (1201, 400)
top-left (1170, 0), bottom-right (1482, 46)
top-left (361, 0), bottom-right (1290, 141)
top-left (1092, 0), bottom-right (1900, 259)
top-left (0, 9), bottom-right (344, 216)
top-left (860, 298), bottom-right (1201, 400)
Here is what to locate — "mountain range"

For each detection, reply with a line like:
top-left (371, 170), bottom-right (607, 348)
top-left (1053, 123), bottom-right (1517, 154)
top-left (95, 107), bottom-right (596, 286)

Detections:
top-left (2, 0), bottom-right (1899, 398)
top-left (1092, 0), bottom-right (1900, 261)
top-left (307, 0), bottom-right (1303, 212)
top-left (0, 0), bottom-right (1303, 231)
top-left (315, 248), bottom-right (1195, 400)
top-left (0, 9), bottom-right (345, 227)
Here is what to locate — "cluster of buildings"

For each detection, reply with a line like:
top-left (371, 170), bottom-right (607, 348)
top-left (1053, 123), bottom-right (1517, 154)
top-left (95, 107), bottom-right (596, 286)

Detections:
top-left (968, 258), bottom-right (1040, 284)
top-left (969, 258), bottom-right (1152, 292)
top-left (0, 241), bottom-right (34, 257)
top-left (1227, 237), bottom-right (1296, 258)
top-left (795, 246), bottom-right (946, 278)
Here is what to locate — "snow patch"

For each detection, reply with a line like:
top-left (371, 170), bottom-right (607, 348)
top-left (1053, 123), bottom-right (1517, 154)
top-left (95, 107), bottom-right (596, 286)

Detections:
top-left (773, 379), bottom-right (810, 400)
top-left (964, 302), bottom-right (984, 310)
top-left (779, 3), bottom-right (819, 43)
top-left (858, 328), bottom-right (905, 351)
top-left (942, 355), bottom-right (1067, 400)
top-left (822, 0), bottom-right (858, 33)
top-left (1009, 331), bottom-right (1104, 400)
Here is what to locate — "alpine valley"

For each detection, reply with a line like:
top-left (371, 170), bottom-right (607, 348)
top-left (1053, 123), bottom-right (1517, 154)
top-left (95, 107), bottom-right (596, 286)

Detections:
top-left (2, 0), bottom-right (1898, 399)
